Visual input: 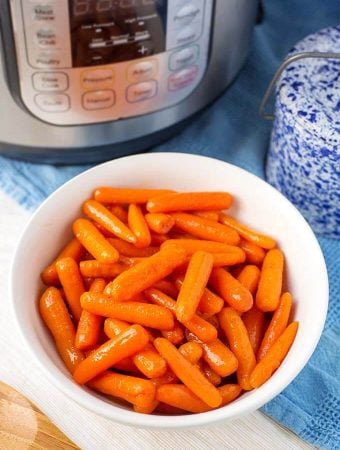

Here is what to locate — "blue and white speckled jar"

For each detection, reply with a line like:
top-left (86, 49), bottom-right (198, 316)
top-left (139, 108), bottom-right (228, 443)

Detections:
top-left (266, 26), bottom-right (340, 238)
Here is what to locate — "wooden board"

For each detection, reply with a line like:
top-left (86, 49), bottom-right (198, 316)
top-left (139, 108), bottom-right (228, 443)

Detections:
top-left (0, 382), bottom-right (78, 450)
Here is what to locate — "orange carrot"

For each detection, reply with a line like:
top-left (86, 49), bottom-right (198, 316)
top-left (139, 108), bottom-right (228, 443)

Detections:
top-left (161, 321), bottom-right (185, 345)
top-left (150, 233), bottom-right (169, 246)
top-left (211, 252), bottom-right (246, 267)
top-left (104, 318), bottom-right (167, 379)
top-left (154, 338), bottom-right (222, 408)
top-left (79, 260), bottom-right (127, 278)
top-left (39, 287), bottom-right (84, 373)
top-left (218, 384), bottom-right (243, 406)
top-left (73, 218), bottom-right (119, 263)
top-left (75, 278), bottom-right (106, 351)
top-left (133, 400), bottom-right (159, 414)
top-left (179, 341), bottom-right (203, 364)
top-left (219, 213), bottom-right (276, 250)
top-left (250, 322), bottom-right (299, 388)
top-left (176, 251), bottom-right (214, 323)
top-left (128, 204), bottom-right (151, 249)
top-left (219, 307), bottom-right (256, 391)
top-left (107, 238), bottom-right (159, 257)
top-left (147, 192), bottom-right (233, 213)
top-left (109, 205), bottom-right (128, 223)
top-left (242, 307), bottom-right (265, 355)
top-left (155, 402), bottom-right (186, 415)
top-left (104, 246), bottom-right (187, 300)
top-left (83, 199), bottom-right (136, 244)
top-left (239, 239), bottom-right (266, 265)
top-left (56, 257), bottom-right (85, 322)
top-left (209, 268), bottom-right (253, 313)
top-left (187, 333), bottom-right (238, 377)
top-left (237, 265), bottom-right (261, 296)
top-left (94, 187), bottom-right (175, 204)
top-left (145, 213), bottom-right (175, 234)
top-left (194, 211), bottom-right (220, 221)
top-left (153, 279), bottom-right (178, 298)
top-left (144, 288), bottom-right (218, 343)
top-left (175, 275), bottom-right (224, 316)
top-left (156, 384), bottom-right (211, 413)
top-left (73, 324), bottom-right (149, 384)
top-left (81, 293), bottom-right (175, 331)
top-left (171, 213), bottom-right (240, 245)
top-left (161, 239), bottom-right (243, 256)
top-left (257, 292), bottom-right (292, 360)
top-left (41, 238), bottom-right (85, 286)
top-left (199, 362), bottom-right (222, 386)
top-left (88, 370), bottom-right (156, 408)
top-left (256, 249), bottom-right (284, 312)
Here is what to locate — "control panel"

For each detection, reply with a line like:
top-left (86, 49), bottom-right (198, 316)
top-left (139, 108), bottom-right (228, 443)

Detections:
top-left (9, 0), bottom-right (214, 125)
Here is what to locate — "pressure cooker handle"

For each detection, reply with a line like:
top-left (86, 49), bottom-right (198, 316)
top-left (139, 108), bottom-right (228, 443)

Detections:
top-left (259, 51), bottom-right (340, 120)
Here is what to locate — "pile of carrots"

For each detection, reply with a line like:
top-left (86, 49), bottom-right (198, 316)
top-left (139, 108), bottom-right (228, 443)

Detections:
top-left (39, 188), bottom-right (298, 414)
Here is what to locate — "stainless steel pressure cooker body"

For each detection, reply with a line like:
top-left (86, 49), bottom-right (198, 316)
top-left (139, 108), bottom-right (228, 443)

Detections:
top-left (0, 0), bottom-right (258, 163)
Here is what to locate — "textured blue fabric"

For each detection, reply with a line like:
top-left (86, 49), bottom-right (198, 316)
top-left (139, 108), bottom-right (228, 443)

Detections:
top-left (0, 1), bottom-right (339, 448)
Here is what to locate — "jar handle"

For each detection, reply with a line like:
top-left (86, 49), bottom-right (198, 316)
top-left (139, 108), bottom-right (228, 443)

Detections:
top-left (259, 51), bottom-right (340, 120)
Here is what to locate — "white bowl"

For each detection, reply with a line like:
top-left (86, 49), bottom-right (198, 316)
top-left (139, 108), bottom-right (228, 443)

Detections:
top-left (10, 153), bottom-right (328, 428)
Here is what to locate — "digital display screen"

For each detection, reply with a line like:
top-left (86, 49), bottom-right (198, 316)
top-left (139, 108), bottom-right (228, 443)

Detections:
top-left (69, 0), bottom-right (167, 67)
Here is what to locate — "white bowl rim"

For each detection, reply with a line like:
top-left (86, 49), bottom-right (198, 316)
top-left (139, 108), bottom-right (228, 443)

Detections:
top-left (10, 152), bottom-right (329, 429)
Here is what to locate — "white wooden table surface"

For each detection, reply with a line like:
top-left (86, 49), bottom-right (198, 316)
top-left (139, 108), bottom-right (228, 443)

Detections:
top-left (0, 191), bottom-right (313, 450)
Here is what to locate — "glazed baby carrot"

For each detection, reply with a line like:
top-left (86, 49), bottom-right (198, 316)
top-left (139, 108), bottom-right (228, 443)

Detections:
top-left (145, 213), bottom-right (175, 234)
top-left (41, 238), bottom-right (85, 286)
top-left (73, 218), bottom-right (119, 263)
top-left (171, 213), bottom-right (240, 245)
top-left (56, 257), bottom-right (85, 322)
top-left (219, 213), bottom-right (276, 250)
top-left (147, 192), bottom-right (233, 213)
top-left (186, 332), bottom-right (238, 377)
top-left (153, 279), bottom-right (178, 298)
top-left (219, 307), bottom-right (256, 391)
top-left (199, 362), bottom-right (222, 386)
top-left (156, 384), bottom-right (211, 413)
top-left (256, 249), bottom-right (284, 312)
top-left (75, 278), bottom-right (106, 351)
top-left (211, 252), bottom-right (246, 267)
top-left (257, 292), bottom-right (292, 360)
top-left (79, 260), bottom-right (127, 278)
top-left (107, 238), bottom-right (159, 257)
top-left (128, 204), bottom-right (151, 248)
top-left (242, 307), bottom-right (265, 355)
top-left (104, 246), bottom-right (187, 300)
top-left (179, 341), bottom-right (203, 364)
top-left (81, 293), bottom-right (175, 330)
top-left (109, 205), bottom-right (128, 223)
top-left (83, 199), bottom-right (136, 244)
top-left (209, 268), bottom-right (253, 313)
top-left (194, 211), bottom-right (220, 221)
top-left (161, 239), bottom-right (243, 256)
top-left (94, 187), bottom-right (175, 204)
top-left (39, 287), bottom-right (84, 373)
top-left (161, 321), bottom-right (185, 345)
top-left (104, 318), bottom-right (167, 379)
top-left (73, 324), bottom-right (149, 384)
top-left (239, 238), bottom-right (266, 266)
top-left (175, 275), bottom-right (224, 316)
top-left (250, 322), bottom-right (299, 388)
top-left (176, 251), bottom-right (214, 323)
top-left (218, 384), bottom-right (243, 406)
top-left (88, 371), bottom-right (156, 408)
top-left (237, 265), bottom-right (261, 296)
top-left (144, 288), bottom-right (218, 343)
top-left (154, 338), bottom-right (222, 408)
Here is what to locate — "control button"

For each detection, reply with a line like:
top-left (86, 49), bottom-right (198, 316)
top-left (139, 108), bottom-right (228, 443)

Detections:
top-left (35, 28), bottom-right (57, 47)
top-left (32, 72), bottom-right (68, 92)
top-left (35, 93), bottom-right (70, 112)
top-left (168, 65), bottom-right (199, 91)
top-left (32, 4), bottom-right (56, 22)
top-left (127, 60), bottom-right (158, 83)
top-left (174, 5), bottom-right (201, 26)
top-left (136, 41), bottom-right (154, 57)
top-left (82, 90), bottom-right (115, 110)
top-left (31, 51), bottom-right (63, 68)
top-left (126, 81), bottom-right (158, 103)
top-left (175, 25), bottom-right (201, 46)
top-left (169, 45), bottom-right (199, 71)
top-left (81, 69), bottom-right (114, 90)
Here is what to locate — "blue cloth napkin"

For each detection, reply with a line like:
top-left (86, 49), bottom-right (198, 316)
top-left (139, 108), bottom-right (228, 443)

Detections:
top-left (1, 1), bottom-right (339, 448)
